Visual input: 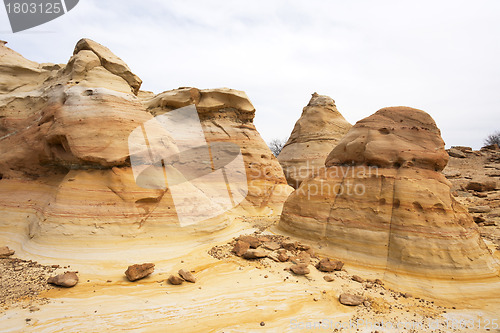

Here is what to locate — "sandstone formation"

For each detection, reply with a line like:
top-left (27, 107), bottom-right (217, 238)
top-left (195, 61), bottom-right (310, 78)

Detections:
top-left (278, 93), bottom-right (351, 188)
top-left (143, 87), bottom-right (293, 216)
top-left (2, 39), bottom-right (500, 331)
top-left (0, 39), bottom-right (292, 247)
top-left (279, 106), bottom-right (500, 298)
top-left (443, 145), bottom-right (500, 240)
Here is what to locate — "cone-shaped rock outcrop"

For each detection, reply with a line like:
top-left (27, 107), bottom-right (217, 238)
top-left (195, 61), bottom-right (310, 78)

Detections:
top-left (278, 93), bottom-right (351, 188)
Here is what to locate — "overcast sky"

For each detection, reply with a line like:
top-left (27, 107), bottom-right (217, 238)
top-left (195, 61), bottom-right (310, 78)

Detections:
top-left (1, 0), bottom-right (499, 149)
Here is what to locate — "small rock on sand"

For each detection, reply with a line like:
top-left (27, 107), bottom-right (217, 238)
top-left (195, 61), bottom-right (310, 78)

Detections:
top-left (168, 275), bottom-right (184, 285)
top-left (352, 275), bottom-right (365, 283)
top-left (339, 293), bottom-right (364, 306)
top-left (178, 269), bottom-right (196, 283)
top-left (323, 275), bottom-right (334, 282)
top-left (316, 258), bottom-right (344, 272)
top-left (125, 263), bottom-right (155, 282)
top-left (290, 264), bottom-right (310, 275)
top-left (0, 246), bottom-right (15, 258)
top-left (232, 240), bottom-right (250, 257)
top-left (47, 271), bottom-right (79, 288)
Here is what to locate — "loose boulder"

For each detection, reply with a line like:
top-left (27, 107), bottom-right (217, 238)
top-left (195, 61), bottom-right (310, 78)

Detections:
top-left (290, 264), bottom-right (310, 275)
top-left (0, 246), bottom-right (15, 258)
top-left (125, 263), bottom-right (155, 282)
top-left (168, 275), bottom-right (184, 285)
top-left (339, 293), bottom-right (364, 306)
top-left (178, 269), bottom-right (196, 283)
top-left (316, 258), bottom-right (344, 272)
top-left (48, 271), bottom-right (79, 288)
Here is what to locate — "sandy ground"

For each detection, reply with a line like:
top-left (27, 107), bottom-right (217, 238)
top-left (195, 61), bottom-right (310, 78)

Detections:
top-left (1, 218), bottom-right (499, 333)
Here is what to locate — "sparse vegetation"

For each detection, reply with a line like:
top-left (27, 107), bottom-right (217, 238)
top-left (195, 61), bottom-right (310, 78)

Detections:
top-left (268, 138), bottom-right (288, 157)
top-left (484, 131), bottom-right (500, 147)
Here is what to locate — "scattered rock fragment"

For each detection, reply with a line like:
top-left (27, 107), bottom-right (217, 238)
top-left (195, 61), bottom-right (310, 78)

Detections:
top-left (125, 263), bottom-right (155, 282)
top-left (316, 258), bottom-right (344, 272)
top-left (178, 269), bottom-right (196, 283)
top-left (242, 249), bottom-right (269, 259)
top-left (352, 275), bottom-right (365, 283)
top-left (447, 148), bottom-right (467, 158)
top-left (466, 180), bottom-right (497, 192)
top-left (277, 250), bottom-right (289, 262)
top-left (238, 236), bottom-right (261, 249)
top-left (267, 252), bottom-right (281, 262)
top-left (262, 241), bottom-right (281, 251)
top-left (339, 293), bottom-right (364, 306)
top-left (452, 146), bottom-right (472, 153)
top-left (282, 241), bottom-right (298, 251)
top-left (47, 271), bottom-right (79, 288)
top-left (487, 171), bottom-right (500, 177)
top-left (0, 246), bottom-right (15, 258)
top-left (481, 144), bottom-right (500, 151)
top-left (290, 252), bottom-right (310, 265)
top-left (323, 275), bottom-right (334, 282)
top-left (168, 275), bottom-right (183, 285)
top-left (479, 221), bottom-right (497, 227)
top-left (468, 206), bottom-right (492, 213)
top-left (290, 264), bottom-right (310, 275)
top-left (297, 243), bottom-right (311, 251)
top-left (232, 240), bottom-right (250, 257)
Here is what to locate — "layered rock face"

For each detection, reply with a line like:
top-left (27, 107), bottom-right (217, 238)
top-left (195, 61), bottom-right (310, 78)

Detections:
top-left (144, 87), bottom-right (292, 215)
top-left (278, 93), bottom-right (351, 188)
top-left (279, 107), bottom-right (500, 290)
top-left (0, 39), bottom-right (291, 243)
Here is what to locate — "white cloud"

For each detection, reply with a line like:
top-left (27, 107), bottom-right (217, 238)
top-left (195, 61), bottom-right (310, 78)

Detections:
top-left (1, 0), bottom-right (499, 149)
